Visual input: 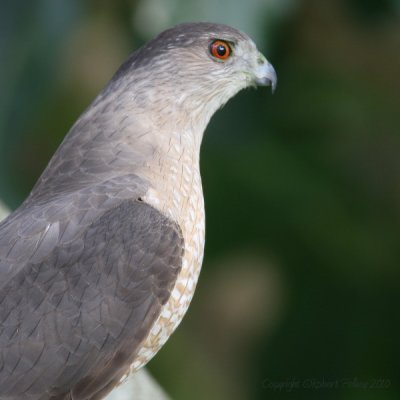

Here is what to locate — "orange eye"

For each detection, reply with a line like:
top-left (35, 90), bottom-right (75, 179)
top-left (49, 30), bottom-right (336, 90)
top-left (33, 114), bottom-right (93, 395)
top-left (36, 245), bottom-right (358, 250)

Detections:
top-left (209, 40), bottom-right (231, 61)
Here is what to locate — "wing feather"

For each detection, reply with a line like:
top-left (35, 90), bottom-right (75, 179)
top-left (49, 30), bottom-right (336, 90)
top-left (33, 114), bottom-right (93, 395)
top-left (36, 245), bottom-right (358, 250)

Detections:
top-left (0, 182), bottom-right (183, 400)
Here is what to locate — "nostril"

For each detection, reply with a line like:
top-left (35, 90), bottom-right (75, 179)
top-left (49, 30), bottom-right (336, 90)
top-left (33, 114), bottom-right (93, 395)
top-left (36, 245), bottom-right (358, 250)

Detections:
top-left (257, 53), bottom-right (267, 65)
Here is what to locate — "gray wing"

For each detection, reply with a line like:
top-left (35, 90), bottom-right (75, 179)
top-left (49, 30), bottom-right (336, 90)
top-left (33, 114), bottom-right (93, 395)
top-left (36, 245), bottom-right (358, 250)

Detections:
top-left (0, 180), bottom-right (183, 400)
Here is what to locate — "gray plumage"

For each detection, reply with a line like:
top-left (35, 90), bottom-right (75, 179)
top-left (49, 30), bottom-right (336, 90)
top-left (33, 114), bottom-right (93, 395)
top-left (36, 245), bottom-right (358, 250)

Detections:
top-left (0, 22), bottom-right (276, 399)
top-left (0, 194), bottom-right (183, 399)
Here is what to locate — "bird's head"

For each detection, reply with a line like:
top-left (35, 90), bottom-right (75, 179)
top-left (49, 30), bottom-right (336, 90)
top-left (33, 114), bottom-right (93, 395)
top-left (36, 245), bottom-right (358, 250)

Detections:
top-left (107, 23), bottom-right (276, 133)
top-left (150, 22), bottom-right (277, 90)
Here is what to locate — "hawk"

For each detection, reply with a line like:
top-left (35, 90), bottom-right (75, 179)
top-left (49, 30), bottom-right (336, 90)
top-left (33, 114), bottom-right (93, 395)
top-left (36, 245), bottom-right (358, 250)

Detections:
top-left (0, 23), bottom-right (276, 399)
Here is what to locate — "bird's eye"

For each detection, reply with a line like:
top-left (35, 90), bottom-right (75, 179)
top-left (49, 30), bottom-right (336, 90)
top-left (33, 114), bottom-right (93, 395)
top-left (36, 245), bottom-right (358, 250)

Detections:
top-left (209, 40), bottom-right (232, 61)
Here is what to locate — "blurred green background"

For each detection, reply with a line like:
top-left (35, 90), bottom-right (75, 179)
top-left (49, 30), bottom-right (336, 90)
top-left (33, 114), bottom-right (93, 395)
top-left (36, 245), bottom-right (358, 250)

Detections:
top-left (1, 0), bottom-right (399, 399)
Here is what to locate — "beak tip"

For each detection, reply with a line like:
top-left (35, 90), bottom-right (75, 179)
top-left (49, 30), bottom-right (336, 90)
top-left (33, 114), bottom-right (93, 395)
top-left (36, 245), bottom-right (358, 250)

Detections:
top-left (255, 61), bottom-right (277, 93)
top-left (270, 77), bottom-right (277, 94)
top-left (266, 62), bottom-right (277, 93)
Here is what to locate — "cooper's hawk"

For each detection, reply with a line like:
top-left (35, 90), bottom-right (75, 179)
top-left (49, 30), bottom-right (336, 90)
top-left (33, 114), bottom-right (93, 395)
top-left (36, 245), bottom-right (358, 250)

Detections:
top-left (0, 23), bottom-right (276, 399)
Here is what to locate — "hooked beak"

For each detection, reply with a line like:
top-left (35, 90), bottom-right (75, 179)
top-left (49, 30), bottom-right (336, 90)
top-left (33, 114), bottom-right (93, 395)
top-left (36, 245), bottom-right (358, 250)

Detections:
top-left (254, 57), bottom-right (277, 93)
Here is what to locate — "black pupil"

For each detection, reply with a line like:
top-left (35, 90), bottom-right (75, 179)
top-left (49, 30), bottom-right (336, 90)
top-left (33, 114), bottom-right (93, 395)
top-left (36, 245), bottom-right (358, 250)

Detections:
top-left (216, 44), bottom-right (226, 56)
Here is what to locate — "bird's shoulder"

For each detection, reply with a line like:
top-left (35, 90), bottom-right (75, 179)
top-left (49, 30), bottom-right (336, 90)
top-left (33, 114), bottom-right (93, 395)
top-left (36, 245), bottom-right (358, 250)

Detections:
top-left (0, 174), bottom-right (144, 278)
